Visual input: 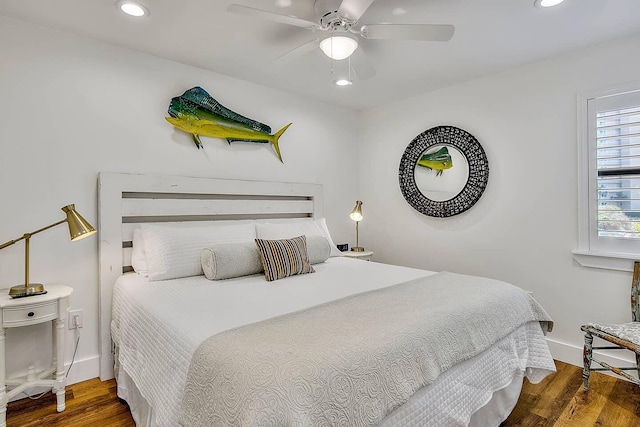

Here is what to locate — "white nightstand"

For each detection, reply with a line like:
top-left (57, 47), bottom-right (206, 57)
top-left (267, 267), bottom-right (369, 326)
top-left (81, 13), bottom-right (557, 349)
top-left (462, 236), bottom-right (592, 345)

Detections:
top-left (342, 250), bottom-right (374, 261)
top-left (0, 285), bottom-right (72, 426)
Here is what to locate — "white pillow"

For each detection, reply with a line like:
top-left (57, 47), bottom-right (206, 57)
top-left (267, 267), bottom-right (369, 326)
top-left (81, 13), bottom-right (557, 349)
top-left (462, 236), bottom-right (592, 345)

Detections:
top-left (131, 228), bottom-right (148, 277)
top-left (142, 222), bottom-right (257, 281)
top-left (305, 234), bottom-right (332, 264)
top-left (201, 242), bottom-right (263, 280)
top-left (255, 218), bottom-right (343, 257)
top-left (316, 218), bottom-right (342, 257)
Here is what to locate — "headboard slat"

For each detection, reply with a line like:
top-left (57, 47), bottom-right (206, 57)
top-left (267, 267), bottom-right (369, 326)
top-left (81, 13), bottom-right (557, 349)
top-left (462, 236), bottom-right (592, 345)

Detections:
top-left (98, 172), bottom-right (323, 380)
top-left (123, 247), bottom-right (133, 268)
top-left (122, 198), bottom-right (314, 218)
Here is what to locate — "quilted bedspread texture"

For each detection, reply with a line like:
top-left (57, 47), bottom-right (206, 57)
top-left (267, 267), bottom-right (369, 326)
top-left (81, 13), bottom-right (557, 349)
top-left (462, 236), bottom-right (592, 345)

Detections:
top-left (181, 272), bottom-right (553, 426)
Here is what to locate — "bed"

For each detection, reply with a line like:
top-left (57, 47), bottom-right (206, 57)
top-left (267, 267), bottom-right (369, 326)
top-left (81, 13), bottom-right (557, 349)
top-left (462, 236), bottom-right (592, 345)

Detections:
top-left (97, 172), bottom-right (555, 427)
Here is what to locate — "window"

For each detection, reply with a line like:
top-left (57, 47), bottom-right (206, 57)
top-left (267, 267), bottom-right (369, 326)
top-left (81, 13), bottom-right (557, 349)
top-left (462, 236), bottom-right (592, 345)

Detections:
top-left (595, 102), bottom-right (640, 241)
top-left (575, 84), bottom-right (640, 271)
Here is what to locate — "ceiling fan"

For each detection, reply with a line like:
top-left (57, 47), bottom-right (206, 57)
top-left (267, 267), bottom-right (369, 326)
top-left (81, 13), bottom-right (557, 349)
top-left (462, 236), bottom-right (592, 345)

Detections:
top-left (227, 0), bottom-right (455, 83)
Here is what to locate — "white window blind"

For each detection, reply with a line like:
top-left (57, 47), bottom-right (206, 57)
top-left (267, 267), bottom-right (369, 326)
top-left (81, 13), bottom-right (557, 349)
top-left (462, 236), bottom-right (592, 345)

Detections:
top-left (595, 104), bottom-right (640, 239)
top-left (587, 89), bottom-right (640, 255)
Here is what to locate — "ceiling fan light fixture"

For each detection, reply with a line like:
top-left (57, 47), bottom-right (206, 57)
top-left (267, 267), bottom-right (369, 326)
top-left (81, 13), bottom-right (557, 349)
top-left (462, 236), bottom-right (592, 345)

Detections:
top-left (534, 0), bottom-right (565, 7)
top-left (116, 1), bottom-right (149, 17)
top-left (319, 36), bottom-right (358, 60)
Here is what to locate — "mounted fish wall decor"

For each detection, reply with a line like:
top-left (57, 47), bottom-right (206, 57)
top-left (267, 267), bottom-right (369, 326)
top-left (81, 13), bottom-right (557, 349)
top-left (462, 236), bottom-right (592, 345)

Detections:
top-left (399, 126), bottom-right (489, 218)
top-left (165, 87), bottom-right (292, 162)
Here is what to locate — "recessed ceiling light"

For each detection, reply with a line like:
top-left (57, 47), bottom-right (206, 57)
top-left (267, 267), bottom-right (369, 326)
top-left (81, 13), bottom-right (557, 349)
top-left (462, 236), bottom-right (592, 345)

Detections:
top-left (534, 0), bottom-right (565, 7)
top-left (116, 1), bottom-right (149, 17)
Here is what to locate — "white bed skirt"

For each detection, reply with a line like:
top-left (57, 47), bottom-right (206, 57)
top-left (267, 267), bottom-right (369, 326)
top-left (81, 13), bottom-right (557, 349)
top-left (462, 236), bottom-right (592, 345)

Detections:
top-left (117, 365), bottom-right (526, 427)
top-left (117, 368), bottom-right (526, 427)
top-left (115, 321), bottom-right (554, 427)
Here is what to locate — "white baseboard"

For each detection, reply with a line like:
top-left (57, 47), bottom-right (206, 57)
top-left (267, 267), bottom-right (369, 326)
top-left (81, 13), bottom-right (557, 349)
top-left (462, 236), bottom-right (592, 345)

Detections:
top-left (547, 337), bottom-right (637, 380)
top-left (66, 354), bottom-right (100, 385)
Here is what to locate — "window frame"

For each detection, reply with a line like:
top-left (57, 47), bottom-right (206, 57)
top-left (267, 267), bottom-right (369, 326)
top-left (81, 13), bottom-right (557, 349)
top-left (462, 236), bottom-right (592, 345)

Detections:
top-left (573, 82), bottom-right (640, 272)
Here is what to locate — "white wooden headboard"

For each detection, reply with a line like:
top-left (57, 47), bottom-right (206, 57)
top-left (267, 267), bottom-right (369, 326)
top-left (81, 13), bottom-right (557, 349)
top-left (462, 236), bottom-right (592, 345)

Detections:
top-left (97, 172), bottom-right (324, 380)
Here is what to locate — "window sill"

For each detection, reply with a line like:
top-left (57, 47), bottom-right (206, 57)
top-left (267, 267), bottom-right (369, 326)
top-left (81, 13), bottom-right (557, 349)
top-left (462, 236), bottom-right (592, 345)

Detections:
top-left (572, 250), bottom-right (640, 272)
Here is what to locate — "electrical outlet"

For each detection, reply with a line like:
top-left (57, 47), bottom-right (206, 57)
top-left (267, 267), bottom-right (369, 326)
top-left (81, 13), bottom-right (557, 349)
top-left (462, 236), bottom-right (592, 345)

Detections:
top-left (68, 309), bottom-right (84, 329)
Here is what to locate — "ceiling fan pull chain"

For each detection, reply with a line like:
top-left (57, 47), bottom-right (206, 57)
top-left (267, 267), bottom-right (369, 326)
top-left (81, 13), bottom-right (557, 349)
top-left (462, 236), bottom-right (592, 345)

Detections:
top-left (330, 29), bottom-right (335, 76)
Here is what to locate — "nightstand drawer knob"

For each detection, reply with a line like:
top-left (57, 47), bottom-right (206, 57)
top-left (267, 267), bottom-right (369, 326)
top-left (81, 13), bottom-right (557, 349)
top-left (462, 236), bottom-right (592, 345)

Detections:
top-left (3, 299), bottom-right (58, 327)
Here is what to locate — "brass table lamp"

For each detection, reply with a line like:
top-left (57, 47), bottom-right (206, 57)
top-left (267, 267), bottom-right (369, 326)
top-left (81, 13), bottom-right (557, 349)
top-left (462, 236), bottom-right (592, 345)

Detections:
top-left (349, 200), bottom-right (364, 252)
top-left (0, 204), bottom-right (96, 298)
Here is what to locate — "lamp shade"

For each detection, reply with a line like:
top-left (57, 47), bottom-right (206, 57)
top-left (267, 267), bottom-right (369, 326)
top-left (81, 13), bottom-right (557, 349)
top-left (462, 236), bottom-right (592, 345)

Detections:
top-left (350, 200), bottom-right (363, 222)
top-left (319, 36), bottom-right (358, 60)
top-left (62, 204), bottom-right (96, 241)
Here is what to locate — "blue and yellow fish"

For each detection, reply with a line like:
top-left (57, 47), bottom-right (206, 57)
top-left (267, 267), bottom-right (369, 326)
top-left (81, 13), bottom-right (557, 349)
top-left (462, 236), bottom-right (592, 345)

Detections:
top-left (416, 147), bottom-right (453, 176)
top-left (166, 87), bottom-right (291, 162)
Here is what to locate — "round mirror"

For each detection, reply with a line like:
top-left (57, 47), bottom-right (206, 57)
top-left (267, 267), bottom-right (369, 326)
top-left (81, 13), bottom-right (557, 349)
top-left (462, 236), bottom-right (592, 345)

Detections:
top-left (399, 126), bottom-right (489, 217)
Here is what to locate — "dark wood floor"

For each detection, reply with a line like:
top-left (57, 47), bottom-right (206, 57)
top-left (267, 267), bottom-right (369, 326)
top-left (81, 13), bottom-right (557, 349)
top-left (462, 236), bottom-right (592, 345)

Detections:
top-left (504, 361), bottom-right (640, 426)
top-left (6, 361), bottom-right (639, 426)
top-left (6, 378), bottom-right (134, 427)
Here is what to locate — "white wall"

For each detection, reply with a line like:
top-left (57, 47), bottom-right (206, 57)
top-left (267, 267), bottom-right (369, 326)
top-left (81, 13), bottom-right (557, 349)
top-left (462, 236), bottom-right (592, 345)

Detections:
top-left (358, 33), bottom-right (640, 366)
top-left (0, 16), bottom-right (360, 385)
top-left (3, 14), bottom-right (639, 390)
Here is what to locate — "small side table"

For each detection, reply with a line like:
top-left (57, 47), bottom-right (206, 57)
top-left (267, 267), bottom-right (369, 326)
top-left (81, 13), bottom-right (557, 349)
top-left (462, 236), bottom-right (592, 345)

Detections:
top-left (0, 285), bottom-right (72, 427)
top-left (342, 250), bottom-right (374, 261)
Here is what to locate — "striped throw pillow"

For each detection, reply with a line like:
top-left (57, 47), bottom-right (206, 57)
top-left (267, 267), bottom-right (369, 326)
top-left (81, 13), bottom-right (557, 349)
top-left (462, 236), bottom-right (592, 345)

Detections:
top-left (255, 235), bottom-right (315, 282)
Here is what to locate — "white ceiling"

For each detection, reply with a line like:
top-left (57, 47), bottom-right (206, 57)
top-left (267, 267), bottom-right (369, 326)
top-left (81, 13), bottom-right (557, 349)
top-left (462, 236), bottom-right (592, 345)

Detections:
top-left (1, 0), bottom-right (640, 110)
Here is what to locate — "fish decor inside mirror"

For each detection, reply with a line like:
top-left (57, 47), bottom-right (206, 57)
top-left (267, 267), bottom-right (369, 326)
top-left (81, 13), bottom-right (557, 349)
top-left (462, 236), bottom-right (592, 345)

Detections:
top-left (165, 86), bottom-right (292, 162)
top-left (416, 146), bottom-right (453, 176)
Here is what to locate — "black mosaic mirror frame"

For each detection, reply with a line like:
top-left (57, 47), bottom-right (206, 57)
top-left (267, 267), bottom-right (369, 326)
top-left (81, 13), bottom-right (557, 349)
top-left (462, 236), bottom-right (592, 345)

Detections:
top-left (398, 126), bottom-right (489, 218)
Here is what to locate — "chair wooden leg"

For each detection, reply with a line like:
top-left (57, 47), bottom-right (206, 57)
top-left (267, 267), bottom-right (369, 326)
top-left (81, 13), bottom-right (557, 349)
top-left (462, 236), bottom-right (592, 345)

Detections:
top-left (636, 353), bottom-right (640, 381)
top-left (583, 332), bottom-right (593, 391)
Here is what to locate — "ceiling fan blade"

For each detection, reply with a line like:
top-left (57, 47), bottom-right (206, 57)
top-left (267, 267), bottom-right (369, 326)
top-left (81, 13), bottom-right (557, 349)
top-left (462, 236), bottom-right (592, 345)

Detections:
top-left (361, 24), bottom-right (455, 41)
top-left (350, 47), bottom-right (376, 81)
top-left (338, 0), bottom-right (375, 22)
top-left (269, 39), bottom-right (319, 66)
top-left (227, 4), bottom-right (318, 29)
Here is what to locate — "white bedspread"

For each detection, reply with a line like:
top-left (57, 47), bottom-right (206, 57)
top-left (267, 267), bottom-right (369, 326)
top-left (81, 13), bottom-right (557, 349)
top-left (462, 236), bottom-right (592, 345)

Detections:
top-left (380, 321), bottom-right (554, 426)
top-left (111, 259), bottom-right (555, 426)
top-left (112, 258), bottom-right (433, 426)
top-left (181, 272), bottom-right (552, 426)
